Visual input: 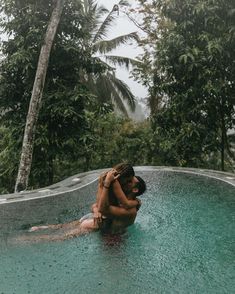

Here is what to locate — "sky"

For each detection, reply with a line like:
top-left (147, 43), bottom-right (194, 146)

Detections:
top-left (97, 0), bottom-right (148, 105)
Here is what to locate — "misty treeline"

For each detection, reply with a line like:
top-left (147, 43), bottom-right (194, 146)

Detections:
top-left (0, 0), bottom-right (234, 193)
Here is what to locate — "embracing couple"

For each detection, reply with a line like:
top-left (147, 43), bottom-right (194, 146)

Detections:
top-left (27, 163), bottom-right (146, 242)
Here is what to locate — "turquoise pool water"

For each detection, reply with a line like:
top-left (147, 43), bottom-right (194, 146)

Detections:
top-left (0, 171), bottom-right (234, 293)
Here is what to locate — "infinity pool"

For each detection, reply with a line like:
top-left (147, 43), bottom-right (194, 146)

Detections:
top-left (0, 171), bottom-right (234, 293)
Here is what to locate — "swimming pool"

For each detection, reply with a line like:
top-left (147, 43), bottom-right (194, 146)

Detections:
top-left (0, 168), bottom-right (234, 293)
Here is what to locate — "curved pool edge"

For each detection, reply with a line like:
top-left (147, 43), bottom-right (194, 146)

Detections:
top-left (134, 166), bottom-right (235, 187)
top-left (0, 166), bottom-right (234, 204)
top-left (0, 166), bottom-right (234, 233)
top-left (0, 168), bottom-right (108, 233)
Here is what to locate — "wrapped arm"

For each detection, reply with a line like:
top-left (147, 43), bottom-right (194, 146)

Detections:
top-left (112, 180), bottom-right (139, 209)
top-left (95, 169), bottom-right (139, 214)
top-left (97, 188), bottom-right (137, 220)
top-left (97, 185), bottom-right (110, 214)
top-left (96, 170), bottom-right (115, 214)
top-left (104, 206), bottom-right (137, 220)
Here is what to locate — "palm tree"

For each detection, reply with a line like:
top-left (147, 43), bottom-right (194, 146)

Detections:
top-left (15, 0), bottom-right (65, 192)
top-left (80, 0), bottom-right (140, 116)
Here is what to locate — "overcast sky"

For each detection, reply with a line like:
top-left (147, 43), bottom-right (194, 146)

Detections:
top-left (98, 0), bottom-right (148, 103)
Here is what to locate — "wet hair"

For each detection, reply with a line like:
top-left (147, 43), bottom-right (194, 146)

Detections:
top-left (99, 163), bottom-right (135, 188)
top-left (134, 176), bottom-right (146, 196)
top-left (113, 163), bottom-right (134, 181)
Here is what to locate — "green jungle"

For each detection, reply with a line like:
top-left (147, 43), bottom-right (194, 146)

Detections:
top-left (0, 0), bottom-right (234, 193)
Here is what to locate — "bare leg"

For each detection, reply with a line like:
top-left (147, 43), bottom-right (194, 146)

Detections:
top-left (80, 219), bottom-right (99, 231)
top-left (14, 228), bottom-right (83, 244)
top-left (16, 219), bottom-right (98, 244)
top-left (29, 225), bottom-right (60, 232)
top-left (29, 220), bottom-right (81, 232)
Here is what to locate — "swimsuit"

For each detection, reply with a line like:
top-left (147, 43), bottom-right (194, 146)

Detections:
top-left (79, 213), bottom-right (113, 233)
top-left (79, 213), bottom-right (94, 223)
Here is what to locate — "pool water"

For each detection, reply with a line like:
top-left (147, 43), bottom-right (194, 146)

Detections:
top-left (0, 171), bottom-right (234, 294)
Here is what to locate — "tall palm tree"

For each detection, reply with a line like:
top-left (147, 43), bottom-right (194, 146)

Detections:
top-left (15, 0), bottom-right (65, 192)
top-left (80, 0), bottom-right (140, 116)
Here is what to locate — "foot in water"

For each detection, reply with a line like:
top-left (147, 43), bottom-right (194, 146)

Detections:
top-left (29, 225), bottom-right (49, 232)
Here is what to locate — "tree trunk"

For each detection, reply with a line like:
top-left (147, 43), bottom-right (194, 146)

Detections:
top-left (220, 97), bottom-right (226, 171)
top-left (15, 0), bottom-right (65, 192)
top-left (221, 117), bottom-right (226, 171)
top-left (48, 153), bottom-right (54, 185)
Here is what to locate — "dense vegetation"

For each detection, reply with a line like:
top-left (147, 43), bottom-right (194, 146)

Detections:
top-left (0, 0), bottom-right (234, 193)
top-left (133, 0), bottom-right (235, 169)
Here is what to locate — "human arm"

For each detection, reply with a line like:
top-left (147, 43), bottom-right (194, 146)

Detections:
top-left (102, 205), bottom-right (138, 230)
top-left (97, 172), bottom-right (139, 219)
top-left (97, 169), bottom-right (119, 214)
top-left (90, 174), bottom-right (108, 224)
top-left (97, 180), bottom-right (111, 214)
top-left (97, 170), bottom-right (140, 211)
top-left (112, 180), bottom-right (139, 209)
top-left (104, 205), bottom-right (137, 220)
top-left (91, 170), bottom-right (116, 225)
top-left (91, 202), bottom-right (102, 225)
top-left (98, 170), bottom-right (138, 209)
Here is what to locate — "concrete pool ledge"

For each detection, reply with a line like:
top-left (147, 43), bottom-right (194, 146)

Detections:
top-left (0, 168), bottom-right (108, 232)
top-left (0, 168), bottom-right (107, 202)
top-left (0, 166), bottom-right (234, 232)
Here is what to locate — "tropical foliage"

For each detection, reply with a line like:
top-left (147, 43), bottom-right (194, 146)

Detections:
top-left (0, 0), bottom-right (140, 192)
top-left (0, 0), bottom-right (234, 193)
top-left (79, 0), bottom-right (140, 116)
top-left (134, 0), bottom-right (235, 170)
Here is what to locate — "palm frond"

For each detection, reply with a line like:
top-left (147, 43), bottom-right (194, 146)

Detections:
top-left (107, 72), bottom-right (136, 111)
top-left (104, 55), bottom-right (142, 70)
top-left (91, 56), bottom-right (115, 72)
top-left (80, 0), bottom-right (98, 34)
top-left (93, 32), bottom-right (139, 54)
top-left (94, 4), bottom-right (109, 24)
top-left (79, 0), bottom-right (136, 116)
top-left (85, 73), bottom-right (100, 96)
top-left (92, 1), bottom-right (131, 42)
top-left (93, 6), bottom-right (118, 43)
top-left (94, 74), bottom-right (113, 102)
top-left (81, 0), bottom-right (107, 14)
top-left (80, 0), bottom-right (109, 37)
top-left (83, 72), bottom-right (130, 116)
top-left (110, 84), bottom-right (129, 117)
top-left (118, 0), bottom-right (130, 7)
top-left (81, 0), bottom-right (93, 15)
